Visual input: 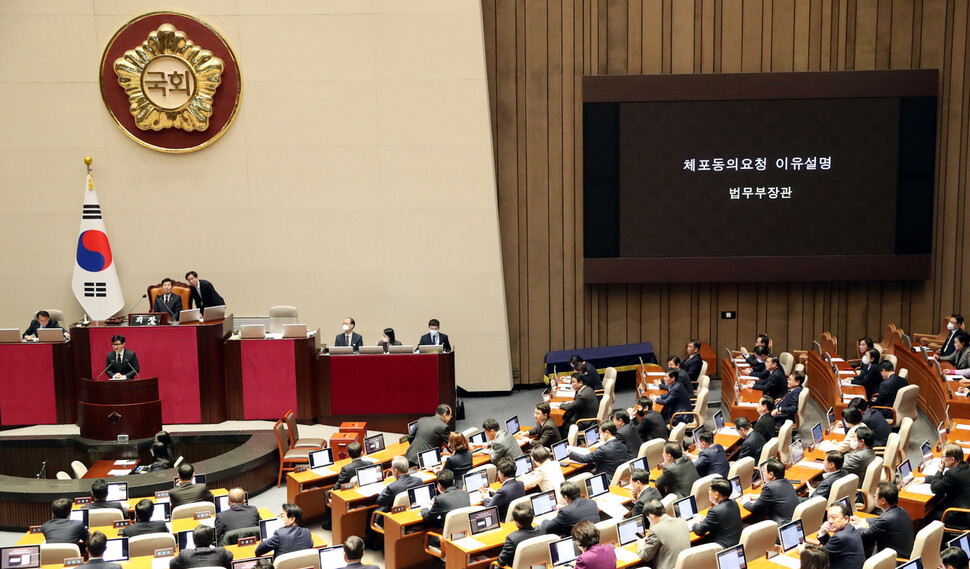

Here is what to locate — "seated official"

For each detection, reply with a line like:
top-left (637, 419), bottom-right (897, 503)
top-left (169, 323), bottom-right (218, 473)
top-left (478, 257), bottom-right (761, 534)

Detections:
top-left (377, 327), bottom-right (402, 351)
top-left (843, 426), bottom-right (876, 487)
top-left (943, 547), bottom-right (970, 569)
top-left (171, 463), bottom-right (214, 507)
top-left (121, 499), bottom-right (170, 537)
top-left (569, 354), bottom-right (602, 391)
top-left (567, 421), bottom-right (627, 479)
top-left (339, 536), bottom-right (380, 569)
top-left (662, 356), bottom-right (694, 397)
top-left (170, 525), bottom-right (233, 569)
top-left (540, 481), bottom-right (599, 536)
top-left (480, 457), bottom-right (525, 521)
top-left (771, 369), bottom-right (805, 427)
top-left (851, 349), bottom-right (883, 399)
top-left (417, 318), bottom-right (451, 352)
top-left (81, 478), bottom-right (129, 515)
top-left (637, 498), bottom-right (690, 569)
top-left (337, 442), bottom-right (369, 486)
top-left (334, 317), bottom-right (363, 350)
top-left (631, 396), bottom-right (668, 442)
top-left (254, 503), bottom-right (312, 559)
top-left (852, 482), bottom-right (914, 559)
top-left (735, 417), bottom-right (766, 462)
top-left (214, 488), bottom-right (261, 545)
top-left (838, 407), bottom-right (864, 453)
top-left (23, 310), bottom-right (67, 339)
top-left (935, 315), bottom-right (966, 357)
top-left (527, 402), bottom-right (562, 448)
top-left (693, 430), bottom-right (728, 479)
top-left (682, 340), bottom-right (703, 382)
top-left (628, 469), bottom-right (662, 527)
top-left (753, 396), bottom-right (776, 441)
top-left (848, 397), bottom-right (890, 447)
top-left (872, 360), bottom-right (908, 417)
top-left (443, 432), bottom-right (473, 482)
top-left (148, 441), bottom-right (174, 471)
top-left (520, 445), bottom-right (566, 500)
top-left (405, 404), bottom-right (452, 466)
top-left (746, 355), bottom-right (787, 399)
top-left (650, 371), bottom-right (691, 425)
top-left (806, 451), bottom-right (849, 501)
top-left (610, 409), bottom-right (640, 459)
top-left (817, 502), bottom-right (865, 569)
top-left (928, 444), bottom-right (970, 527)
top-left (692, 478), bottom-right (742, 549)
top-left (41, 498), bottom-right (88, 545)
top-left (152, 277), bottom-right (183, 321)
top-left (496, 502), bottom-right (543, 567)
top-left (559, 374), bottom-right (599, 432)
top-left (482, 417), bottom-right (523, 464)
top-left (420, 469), bottom-right (470, 527)
top-left (655, 442), bottom-right (699, 499)
top-left (572, 520), bottom-right (616, 569)
top-left (79, 531), bottom-right (121, 569)
top-left (377, 456), bottom-right (423, 513)
top-left (743, 345), bottom-right (771, 379)
top-left (105, 335), bottom-right (139, 379)
top-left (742, 458), bottom-right (799, 526)
top-left (943, 331), bottom-right (970, 379)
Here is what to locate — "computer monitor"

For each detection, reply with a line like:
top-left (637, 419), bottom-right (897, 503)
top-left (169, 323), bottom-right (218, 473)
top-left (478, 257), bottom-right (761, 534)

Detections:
top-left (176, 530), bottom-right (195, 551)
top-left (309, 448), bottom-right (334, 471)
top-left (468, 507), bottom-right (501, 536)
top-left (468, 431), bottom-right (487, 445)
top-left (898, 459), bottom-right (915, 486)
top-left (617, 517), bottom-right (644, 546)
top-left (948, 532), bottom-right (970, 557)
top-left (231, 559), bottom-right (260, 569)
top-left (105, 482), bottom-right (128, 502)
top-left (407, 483), bottom-right (436, 509)
top-left (202, 305), bottom-right (226, 322)
top-left (939, 420), bottom-right (948, 448)
top-left (922, 441), bottom-right (934, 464)
top-left (789, 442), bottom-right (804, 465)
top-left (551, 439), bottom-right (569, 462)
top-left (407, 421), bottom-right (418, 435)
top-left (150, 502), bottom-right (171, 522)
top-left (355, 464), bottom-right (384, 487)
top-left (418, 448), bottom-right (442, 470)
top-left (530, 490), bottom-right (557, 517)
top-left (716, 544), bottom-right (747, 569)
top-left (358, 346), bottom-right (384, 355)
top-left (514, 455), bottom-right (533, 477)
top-left (68, 508), bottom-right (89, 528)
top-left (259, 518), bottom-right (283, 541)
top-left (826, 406), bottom-right (836, 428)
top-left (714, 410), bottom-right (724, 431)
top-left (179, 308), bottom-right (200, 322)
top-left (0, 545), bottom-right (41, 569)
top-left (813, 340), bottom-right (822, 355)
top-left (584, 473), bottom-right (609, 499)
top-left (505, 415), bottom-right (520, 433)
top-left (673, 495), bottom-right (698, 521)
top-left (548, 537), bottom-right (580, 567)
top-left (281, 324), bottom-right (308, 338)
top-left (0, 330), bottom-right (20, 344)
top-left (778, 519), bottom-right (805, 552)
top-left (463, 470), bottom-right (490, 493)
top-left (582, 424), bottom-right (599, 446)
top-left (363, 434), bottom-right (385, 454)
top-left (896, 560), bottom-right (923, 569)
top-left (103, 538), bottom-right (129, 562)
top-left (729, 476), bottom-right (743, 500)
top-left (317, 546), bottom-right (346, 569)
top-left (630, 457), bottom-right (648, 472)
top-left (418, 345), bottom-right (444, 354)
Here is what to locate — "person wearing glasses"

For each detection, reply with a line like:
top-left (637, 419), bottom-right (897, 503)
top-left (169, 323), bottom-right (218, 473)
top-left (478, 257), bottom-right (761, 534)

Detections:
top-left (104, 335), bottom-right (139, 379)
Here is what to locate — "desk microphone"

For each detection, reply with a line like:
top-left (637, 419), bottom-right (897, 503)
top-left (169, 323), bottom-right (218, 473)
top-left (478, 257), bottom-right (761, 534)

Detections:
top-left (127, 362), bottom-right (139, 379)
top-left (125, 294), bottom-right (149, 317)
top-left (96, 363), bottom-right (112, 380)
top-left (36, 461), bottom-right (46, 479)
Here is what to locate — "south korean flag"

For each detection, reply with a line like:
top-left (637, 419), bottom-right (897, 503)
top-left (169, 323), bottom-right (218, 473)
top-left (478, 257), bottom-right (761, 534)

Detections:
top-left (71, 163), bottom-right (125, 320)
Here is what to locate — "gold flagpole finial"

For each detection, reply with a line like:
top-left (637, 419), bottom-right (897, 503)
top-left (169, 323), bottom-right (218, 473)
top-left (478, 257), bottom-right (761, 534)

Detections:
top-left (84, 156), bottom-right (93, 172)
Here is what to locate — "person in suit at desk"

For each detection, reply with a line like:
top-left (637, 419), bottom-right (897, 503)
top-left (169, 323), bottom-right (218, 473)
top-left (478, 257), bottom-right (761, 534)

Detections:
top-left (873, 360), bottom-right (908, 418)
top-left (742, 458), bottom-right (799, 526)
top-left (481, 457), bottom-right (525, 521)
top-left (104, 335), bottom-right (139, 379)
top-left (417, 318), bottom-right (451, 352)
top-left (22, 310), bottom-right (67, 339)
top-left (336, 442), bottom-right (370, 486)
top-left (682, 340), bottom-right (703, 382)
top-left (405, 404), bottom-right (452, 466)
top-left (560, 374), bottom-right (599, 434)
top-left (692, 478), bottom-right (743, 549)
top-left (482, 417), bottom-right (523, 465)
top-left (843, 427), bottom-right (876, 487)
top-left (943, 331), bottom-right (970, 379)
top-left (743, 346), bottom-right (771, 379)
top-left (693, 430), bottom-right (728, 479)
top-left (567, 421), bottom-right (628, 479)
top-left (340, 536), bottom-right (380, 569)
top-left (569, 354), bottom-right (601, 391)
top-left (376, 328), bottom-right (401, 351)
top-left (214, 488), bottom-right (261, 545)
top-left (540, 481), bottom-right (599, 536)
top-left (650, 370), bottom-right (691, 425)
top-left (572, 520), bottom-right (616, 569)
top-left (334, 317), bottom-right (363, 351)
top-left (655, 442), bottom-right (699, 499)
top-left (496, 502), bottom-right (544, 567)
top-left (152, 278), bottom-right (183, 322)
top-left (927, 444), bottom-right (970, 527)
top-left (662, 356), bottom-right (693, 397)
top-left (377, 457), bottom-right (423, 512)
top-left (637, 499), bottom-right (690, 569)
top-left (753, 396), bottom-right (777, 441)
top-left (631, 396), bottom-right (668, 442)
top-left (628, 469), bottom-right (662, 527)
top-left (933, 314), bottom-right (965, 358)
top-left (851, 349), bottom-right (883, 400)
top-left (81, 479), bottom-right (128, 515)
top-left (121, 499), bottom-right (170, 537)
top-left (806, 451), bottom-right (849, 501)
top-left (254, 503), bottom-right (313, 559)
top-left (849, 398), bottom-right (890, 447)
top-left (746, 355), bottom-right (787, 399)
top-left (735, 417), bottom-right (766, 463)
top-left (170, 525), bottom-right (234, 569)
top-left (171, 463), bottom-right (214, 508)
top-left (78, 531), bottom-right (121, 569)
top-left (527, 402), bottom-right (562, 449)
top-left (853, 482), bottom-right (914, 559)
top-left (443, 432), bottom-right (473, 482)
top-left (520, 445), bottom-right (566, 500)
top-left (611, 409), bottom-right (640, 459)
top-left (184, 271), bottom-right (225, 315)
top-left (772, 370), bottom-right (805, 427)
top-left (817, 502), bottom-right (865, 569)
top-left (41, 498), bottom-right (88, 545)
top-left (420, 469), bottom-right (471, 528)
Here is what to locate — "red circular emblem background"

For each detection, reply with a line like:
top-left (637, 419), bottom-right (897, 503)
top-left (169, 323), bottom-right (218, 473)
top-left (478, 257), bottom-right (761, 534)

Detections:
top-left (100, 12), bottom-right (242, 153)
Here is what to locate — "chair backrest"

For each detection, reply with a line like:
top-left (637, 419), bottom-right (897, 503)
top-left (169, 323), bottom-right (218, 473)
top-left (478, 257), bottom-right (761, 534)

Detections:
top-left (882, 433), bottom-right (901, 476)
top-left (128, 532), bottom-right (176, 558)
top-left (859, 457), bottom-right (885, 513)
top-left (895, 385), bottom-right (919, 424)
top-left (759, 437), bottom-right (780, 464)
top-left (174, 455), bottom-right (184, 469)
top-left (827, 474), bottom-right (859, 506)
top-left (728, 457), bottom-right (756, 489)
top-left (690, 474), bottom-right (720, 511)
top-left (898, 368), bottom-right (909, 379)
top-left (791, 496), bottom-right (827, 536)
top-left (568, 472), bottom-right (593, 497)
top-left (284, 410), bottom-right (301, 447)
top-left (879, 324), bottom-right (897, 352)
top-left (268, 305), bottom-right (298, 334)
top-left (595, 395), bottom-right (612, 423)
top-left (147, 281), bottom-right (192, 313)
top-left (40, 543), bottom-right (80, 565)
top-left (44, 309), bottom-right (66, 323)
top-left (220, 526), bottom-right (260, 546)
top-left (567, 424), bottom-right (579, 446)
top-left (862, 548), bottom-right (897, 569)
top-left (88, 508), bottom-right (124, 527)
top-left (441, 506), bottom-right (483, 540)
top-left (699, 359), bottom-right (709, 380)
top-left (56, 471), bottom-right (71, 480)
top-left (697, 374), bottom-right (710, 392)
top-left (610, 459), bottom-right (635, 487)
top-left (273, 548), bottom-right (321, 569)
top-left (669, 423), bottom-right (686, 447)
top-left (461, 426), bottom-right (478, 437)
top-left (510, 535), bottom-right (558, 569)
top-left (594, 518), bottom-right (618, 546)
top-left (602, 367), bottom-right (617, 400)
top-left (661, 493), bottom-right (678, 516)
top-left (779, 352), bottom-right (794, 375)
top-left (504, 495), bottom-right (533, 523)
top-left (172, 501), bottom-right (216, 520)
top-left (638, 438), bottom-right (666, 469)
top-left (673, 543), bottom-right (722, 569)
top-left (71, 460), bottom-right (87, 479)
top-left (911, 521), bottom-right (944, 569)
top-left (778, 421), bottom-right (794, 463)
top-left (796, 387), bottom-right (810, 427)
top-left (693, 388), bottom-right (709, 419)
top-left (740, 520), bottom-right (779, 562)
top-left (897, 417), bottom-right (914, 463)
top-left (274, 419), bottom-right (291, 454)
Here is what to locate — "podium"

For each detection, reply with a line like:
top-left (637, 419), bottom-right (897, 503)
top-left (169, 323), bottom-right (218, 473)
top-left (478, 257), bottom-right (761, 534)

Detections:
top-left (77, 377), bottom-right (162, 440)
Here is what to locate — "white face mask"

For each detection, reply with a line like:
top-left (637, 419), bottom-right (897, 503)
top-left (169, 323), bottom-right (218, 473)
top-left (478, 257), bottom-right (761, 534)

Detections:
top-left (862, 356), bottom-right (871, 365)
top-left (342, 324), bottom-right (350, 332)
top-left (429, 329), bottom-right (437, 334)
top-left (949, 322), bottom-right (958, 331)
top-left (849, 439), bottom-right (859, 450)
top-left (382, 336), bottom-right (389, 343)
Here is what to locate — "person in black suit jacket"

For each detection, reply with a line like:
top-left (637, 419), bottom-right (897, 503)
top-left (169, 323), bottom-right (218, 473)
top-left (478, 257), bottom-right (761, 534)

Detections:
top-left (735, 417), bottom-right (766, 463)
top-left (78, 531), bottom-right (122, 569)
top-left (171, 463), bottom-right (214, 508)
top-left (41, 498), bottom-right (88, 545)
top-left (81, 479), bottom-right (129, 516)
top-left (560, 375), bottom-right (599, 432)
top-left (806, 451), bottom-right (848, 501)
top-left (851, 349), bottom-right (883, 400)
top-left (334, 317), bottom-right (363, 350)
top-left (873, 361), bottom-right (908, 418)
top-left (121, 499), bottom-right (170, 537)
top-left (336, 442), bottom-right (370, 486)
top-left (569, 355), bottom-right (602, 391)
top-left (444, 433), bottom-right (474, 483)
top-left (855, 482), bottom-right (914, 558)
top-left (254, 503), bottom-right (313, 559)
top-left (481, 457), bottom-right (526, 521)
top-left (339, 536), bottom-right (381, 569)
top-left (682, 340), bottom-right (703, 382)
top-left (747, 356), bottom-right (787, 399)
top-left (420, 469), bottom-right (471, 528)
top-left (650, 371), bottom-right (691, 425)
top-left (215, 489), bottom-right (261, 544)
top-left (661, 356), bottom-right (694, 398)
top-left (170, 525), bottom-right (233, 569)
top-left (928, 444), bottom-right (970, 527)
top-left (611, 410), bottom-right (641, 459)
top-left (753, 396), bottom-right (777, 441)
top-left (527, 402), bottom-right (563, 448)
top-left (104, 335), bottom-right (139, 379)
top-left (628, 468), bottom-right (662, 527)
top-left (377, 457), bottom-right (424, 512)
top-left (405, 404), bottom-right (452, 466)
top-left (540, 481), bottom-right (600, 536)
top-left (772, 370), bottom-right (805, 427)
top-left (417, 318), bottom-right (451, 352)
top-left (567, 421), bottom-right (628, 479)
top-left (655, 442), bottom-right (699, 499)
top-left (818, 502), bottom-right (866, 569)
top-left (692, 478), bottom-right (742, 549)
top-left (631, 396), bottom-right (668, 442)
top-left (152, 278), bottom-right (183, 321)
top-left (742, 458), bottom-right (799, 526)
top-left (848, 398), bottom-right (891, 447)
top-left (22, 310), bottom-right (65, 339)
top-left (497, 502), bottom-right (545, 567)
top-left (937, 315), bottom-right (965, 358)
top-left (740, 344), bottom-right (769, 376)
top-left (185, 271), bottom-right (225, 314)
top-left (693, 430), bottom-right (729, 479)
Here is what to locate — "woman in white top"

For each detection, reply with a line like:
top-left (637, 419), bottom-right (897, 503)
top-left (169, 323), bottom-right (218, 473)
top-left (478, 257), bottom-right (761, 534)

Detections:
top-left (520, 445), bottom-right (565, 500)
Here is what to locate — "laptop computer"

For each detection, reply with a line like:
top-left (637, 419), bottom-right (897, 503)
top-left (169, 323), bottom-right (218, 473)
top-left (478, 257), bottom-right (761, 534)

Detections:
top-left (202, 305), bottom-right (226, 322)
top-left (179, 308), bottom-right (200, 323)
top-left (103, 538), bottom-right (129, 562)
top-left (468, 507), bottom-right (501, 536)
top-left (812, 422), bottom-right (824, 446)
top-left (231, 559), bottom-right (259, 569)
top-left (836, 496), bottom-right (854, 515)
top-left (584, 473), bottom-right (609, 499)
top-left (36, 328), bottom-right (65, 342)
top-left (388, 345), bottom-right (414, 354)
top-left (173, 474), bottom-right (206, 486)
top-left (317, 546), bottom-right (346, 569)
top-left (463, 470), bottom-right (490, 493)
top-left (363, 434), bottom-right (385, 454)
top-left (309, 448), bottom-right (335, 473)
top-left (358, 346), bottom-right (384, 354)
top-left (716, 544), bottom-right (747, 569)
top-left (582, 425), bottom-right (599, 447)
top-left (505, 415), bottom-right (520, 433)
top-left (259, 517), bottom-right (283, 541)
top-left (150, 502), bottom-right (171, 522)
top-left (355, 464), bottom-right (384, 487)
top-left (215, 492), bottom-right (248, 514)
top-left (176, 529), bottom-right (196, 550)
top-left (789, 442), bottom-right (804, 465)
top-left (468, 431), bottom-right (487, 445)
top-left (617, 517), bottom-right (645, 546)
top-left (106, 481), bottom-right (128, 502)
top-left (897, 560), bottom-right (923, 569)
top-left (551, 439), bottom-right (570, 463)
top-left (329, 346), bottom-right (354, 355)
top-left (281, 324), bottom-right (308, 338)
top-left (630, 457), bottom-right (649, 473)
top-left (514, 455), bottom-right (534, 477)
top-left (714, 410), bottom-right (724, 432)
top-left (548, 537), bottom-right (580, 568)
top-left (68, 508), bottom-right (89, 528)
top-left (898, 459), bottom-right (915, 486)
top-left (778, 519), bottom-right (805, 552)
top-left (0, 329), bottom-right (20, 343)
top-left (673, 495), bottom-right (700, 524)
top-left (240, 325), bottom-right (265, 339)
top-left (948, 532), bottom-right (970, 557)
top-left (418, 448), bottom-right (442, 470)
top-left (0, 545), bottom-right (41, 569)
top-left (418, 345), bottom-right (444, 354)
top-left (407, 420), bottom-right (418, 435)
top-left (729, 476), bottom-right (743, 500)
top-left (826, 406), bottom-right (836, 429)
top-left (530, 490), bottom-right (558, 517)
top-left (407, 483), bottom-right (436, 509)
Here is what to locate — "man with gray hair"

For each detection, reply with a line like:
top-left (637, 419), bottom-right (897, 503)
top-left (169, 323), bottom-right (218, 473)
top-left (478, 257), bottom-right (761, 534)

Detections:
top-left (377, 456), bottom-right (423, 513)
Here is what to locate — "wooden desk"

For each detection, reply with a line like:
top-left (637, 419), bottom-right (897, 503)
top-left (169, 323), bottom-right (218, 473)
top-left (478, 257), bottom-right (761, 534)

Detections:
top-left (894, 343), bottom-right (953, 425)
top-left (225, 335), bottom-right (317, 421)
top-left (382, 508), bottom-right (429, 569)
top-left (82, 459), bottom-right (140, 479)
top-left (719, 359), bottom-right (765, 423)
top-left (0, 340), bottom-right (74, 426)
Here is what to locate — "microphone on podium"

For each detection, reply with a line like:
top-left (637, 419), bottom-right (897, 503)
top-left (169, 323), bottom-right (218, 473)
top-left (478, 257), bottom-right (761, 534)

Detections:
top-left (96, 363), bottom-right (111, 380)
top-left (125, 294), bottom-right (149, 317)
top-left (127, 362), bottom-right (139, 379)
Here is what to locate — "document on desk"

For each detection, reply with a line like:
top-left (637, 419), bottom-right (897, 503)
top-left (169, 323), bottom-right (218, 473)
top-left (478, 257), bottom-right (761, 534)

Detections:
top-left (568, 446), bottom-right (591, 457)
top-left (770, 554), bottom-right (802, 569)
top-left (107, 469), bottom-right (132, 476)
top-left (114, 459), bottom-right (138, 466)
top-left (549, 402), bottom-right (562, 409)
top-left (615, 547), bottom-right (640, 565)
top-left (311, 466), bottom-right (337, 476)
top-left (796, 461), bottom-right (825, 470)
top-left (817, 440), bottom-right (840, 452)
top-left (733, 358), bottom-right (747, 363)
top-left (151, 558), bottom-right (174, 569)
top-left (838, 370), bottom-right (855, 376)
top-left (906, 483), bottom-right (934, 496)
top-left (718, 427), bottom-right (740, 437)
top-left (452, 536), bottom-right (486, 550)
top-left (596, 499), bottom-right (630, 519)
top-left (737, 402), bottom-right (758, 408)
top-left (357, 483), bottom-right (385, 497)
top-left (956, 424), bottom-right (970, 430)
top-left (739, 375), bottom-right (756, 380)
top-left (830, 357), bottom-right (845, 362)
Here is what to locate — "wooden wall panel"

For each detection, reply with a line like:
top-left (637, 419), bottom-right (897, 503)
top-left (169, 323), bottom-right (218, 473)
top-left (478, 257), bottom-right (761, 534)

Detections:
top-left (481, 0), bottom-right (970, 385)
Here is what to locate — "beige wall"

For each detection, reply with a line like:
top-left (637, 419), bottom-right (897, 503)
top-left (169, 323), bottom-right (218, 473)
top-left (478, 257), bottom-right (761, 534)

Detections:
top-left (0, 0), bottom-right (513, 392)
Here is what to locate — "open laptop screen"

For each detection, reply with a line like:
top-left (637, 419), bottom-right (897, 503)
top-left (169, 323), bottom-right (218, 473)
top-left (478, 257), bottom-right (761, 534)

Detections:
top-left (949, 532), bottom-right (970, 557)
top-left (630, 457), bottom-right (648, 472)
top-left (317, 546), bottom-right (345, 569)
top-left (419, 448), bottom-right (442, 470)
top-left (779, 519), bottom-right (805, 552)
top-left (68, 508), bottom-right (89, 528)
top-left (463, 470), bottom-right (490, 493)
top-left (548, 537), bottom-right (580, 567)
top-left (898, 459), bottom-right (914, 486)
top-left (231, 559), bottom-right (259, 569)
top-left (812, 422), bottom-right (824, 445)
top-left (177, 530), bottom-right (195, 551)
top-left (103, 538), bottom-right (129, 562)
top-left (714, 410), bottom-right (724, 431)
top-left (0, 546), bottom-right (41, 569)
top-left (514, 455), bottom-right (533, 477)
top-left (729, 476), bottom-right (743, 500)
top-left (106, 482), bottom-right (128, 502)
top-left (584, 473), bottom-right (609, 499)
top-left (355, 464), bottom-right (384, 487)
top-left (551, 440), bottom-right (569, 462)
top-left (716, 544), bottom-right (747, 569)
top-left (259, 518), bottom-right (283, 541)
top-left (617, 517), bottom-right (644, 546)
top-left (789, 442), bottom-right (804, 464)
top-left (309, 448), bottom-right (334, 470)
top-left (531, 490), bottom-right (557, 517)
top-left (363, 434), bottom-right (385, 454)
top-left (582, 425), bottom-right (599, 446)
top-left (408, 483), bottom-right (436, 509)
top-left (407, 421), bottom-right (418, 435)
top-left (674, 495), bottom-right (697, 520)
top-left (505, 416), bottom-right (520, 433)
top-left (468, 507), bottom-right (501, 536)
top-left (896, 560), bottom-right (923, 569)
top-left (468, 431), bottom-right (487, 445)
top-left (150, 502), bottom-right (171, 522)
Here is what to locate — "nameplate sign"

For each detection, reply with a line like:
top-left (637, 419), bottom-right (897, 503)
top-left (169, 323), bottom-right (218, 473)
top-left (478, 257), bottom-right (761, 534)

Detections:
top-left (64, 558), bottom-right (83, 567)
top-left (193, 511), bottom-right (212, 520)
top-left (29, 526), bottom-right (42, 534)
top-left (450, 530), bottom-right (467, 540)
top-left (294, 465), bottom-right (309, 473)
top-left (154, 548), bottom-right (174, 558)
top-left (237, 537), bottom-right (257, 547)
top-left (392, 505), bottom-right (407, 514)
top-left (74, 497), bottom-right (92, 504)
top-left (113, 520), bottom-right (131, 528)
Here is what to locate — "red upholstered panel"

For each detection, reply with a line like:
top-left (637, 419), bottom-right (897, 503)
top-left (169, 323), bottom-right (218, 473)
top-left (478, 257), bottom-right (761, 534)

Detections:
top-left (330, 355), bottom-right (440, 415)
top-left (0, 343), bottom-right (57, 425)
top-left (88, 327), bottom-right (201, 423)
top-left (240, 340), bottom-right (297, 420)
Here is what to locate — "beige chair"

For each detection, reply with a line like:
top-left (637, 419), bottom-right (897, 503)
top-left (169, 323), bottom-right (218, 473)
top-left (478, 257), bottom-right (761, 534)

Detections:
top-left (759, 437), bottom-right (779, 464)
top-left (857, 456), bottom-right (885, 513)
top-left (873, 384), bottom-right (919, 426)
top-left (371, 492), bottom-right (412, 532)
top-left (897, 417), bottom-right (914, 463)
top-left (71, 460), bottom-right (87, 479)
top-left (503, 495), bottom-right (533, 523)
top-left (128, 533), bottom-right (176, 558)
top-left (468, 463), bottom-right (497, 485)
top-left (602, 367), bottom-right (617, 403)
top-left (88, 508), bottom-right (124, 526)
top-left (673, 388), bottom-right (709, 430)
top-left (673, 543), bottom-right (722, 569)
top-left (880, 433), bottom-right (902, 481)
top-left (424, 506), bottom-right (482, 561)
top-left (778, 421), bottom-right (794, 463)
top-left (729, 457), bottom-right (756, 489)
top-left (273, 419), bottom-right (310, 487)
top-left (661, 493), bottom-right (678, 516)
top-left (898, 368), bottom-right (909, 379)
top-left (40, 544), bottom-right (80, 566)
top-left (699, 360), bottom-right (709, 380)
top-left (610, 459), bottom-right (635, 487)
top-left (907, 521), bottom-right (944, 569)
top-left (795, 387), bottom-right (810, 429)
top-left (669, 423), bottom-right (686, 448)
top-left (44, 309), bottom-right (66, 323)
top-left (567, 424), bottom-right (580, 446)
top-left (828, 474), bottom-right (859, 507)
top-left (779, 352), bottom-right (794, 375)
top-left (863, 548), bottom-right (897, 569)
top-left (881, 353), bottom-right (898, 369)
top-left (740, 520), bottom-right (779, 562)
top-left (284, 410), bottom-right (326, 449)
top-left (568, 472), bottom-right (593, 497)
top-left (595, 519), bottom-right (618, 545)
top-left (268, 305), bottom-right (298, 334)
top-left (638, 438), bottom-right (666, 468)
top-left (273, 549), bottom-right (320, 569)
top-left (697, 374), bottom-right (711, 392)
top-left (575, 397), bottom-right (611, 429)
top-left (690, 474), bottom-right (720, 511)
top-left (56, 471), bottom-right (71, 480)
top-left (501, 534), bottom-right (557, 569)
top-left (791, 496), bottom-right (827, 536)
top-left (172, 501), bottom-right (216, 520)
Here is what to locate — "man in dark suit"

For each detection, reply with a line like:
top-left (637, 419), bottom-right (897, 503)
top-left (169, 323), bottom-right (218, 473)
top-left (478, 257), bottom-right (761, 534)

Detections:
top-left (628, 469), bottom-right (662, 527)
top-left (41, 498), bottom-right (88, 545)
top-left (334, 317), bottom-right (363, 350)
top-left (850, 398), bottom-right (891, 447)
top-left (682, 340), bottom-right (703, 382)
top-left (560, 374), bottom-right (599, 433)
top-left (417, 318), bottom-right (451, 352)
top-left (420, 469), bottom-right (471, 528)
top-left (569, 354), bottom-right (602, 391)
top-left (496, 502), bottom-right (544, 567)
top-left (936, 314), bottom-right (965, 357)
top-left (152, 278), bottom-right (183, 321)
top-left (851, 349), bottom-right (883, 399)
top-left (753, 396), bottom-right (777, 441)
top-left (818, 502), bottom-right (865, 569)
top-left (81, 479), bottom-right (129, 516)
top-left (806, 451), bottom-right (849, 501)
top-left (747, 356), bottom-right (786, 399)
top-left (405, 404), bottom-right (452, 466)
top-left (567, 421), bottom-right (628, 479)
top-left (171, 463), bottom-right (214, 508)
top-left (377, 457), bottom-right (424, 513)
top-left (873, 360), bottom-right (908, 418)
top-left (214, 488), bottom-right (261, 544)
top-left (692, 478), bottom-right (742, 549)
top-left (254, 503), bottom-right (313, 559)
top-left (843, 427), bottom-right (876, 486)
top-left (611, 409), bottom-right (641, 459)
top-left (336, 442), bottom-right (369, 485)
top-left (662, 356), bottom-right (694, 397)
top-left (481, 457), bottom-right (526, 521)
top-left (22, 310), bottom-right (65, 339)
top-left (632, 396), bottom-right (668, 442)
top-left (735, 417), bottom-right (766, 462)
top-left (856, 482), bottom-right (914, 558)
top-left (772, 370), bottom-right (804, 427)
top-left (78, 531), bottom-right (122, 569)
top-left (121, 499), bottom-right (169, 537)
top-left (740, 344), bottom-right (769, 377)
top-left (185, 271), bottom-right (225, 314)
top-left (742, 458), bottom-right (799, 526)
top-left (339, 536), bottom-right (380, 569)
top-left (655, 442), bottom-right (699, 499)
top-left (693, 430), bottom-right (728, 479)
top-left (928, 444), bottom-right (970, 527)
top-left (104, 335), bottom-right (139, 379)
top-left (527, 402), bottom-right (562, 448)
top-left (540, 481), bottom-right (599, 536)
top-left (170, 525), bottom-right (233, 569)
top-left (650, 371), bottom-right (691, 425)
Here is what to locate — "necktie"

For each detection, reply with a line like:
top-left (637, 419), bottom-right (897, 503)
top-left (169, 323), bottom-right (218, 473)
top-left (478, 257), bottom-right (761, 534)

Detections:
top-left (347, 334), bottom-right (351, 345)
top-left (116, 353), bottom-right (121, 364)
top-left (165, 294), bottom-right (169, 304)
top-left (432, 333), bottom-right (438, 345)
